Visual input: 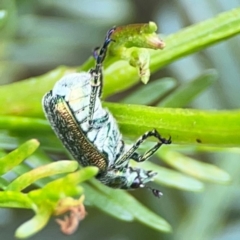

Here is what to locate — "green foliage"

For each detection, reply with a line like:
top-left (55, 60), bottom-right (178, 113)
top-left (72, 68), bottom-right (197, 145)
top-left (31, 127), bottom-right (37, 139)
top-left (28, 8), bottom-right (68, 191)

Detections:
top-left (0, 141), bottom-right (98, 238)
top-left (0, 7), bottom-right (240, 239)
top-left (0, 10), bottom-right (8, 29)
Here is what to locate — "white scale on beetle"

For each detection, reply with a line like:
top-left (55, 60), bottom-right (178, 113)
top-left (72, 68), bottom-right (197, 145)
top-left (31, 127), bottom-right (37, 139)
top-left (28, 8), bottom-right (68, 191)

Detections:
top-left (42, 27), bottom-right (171, 197)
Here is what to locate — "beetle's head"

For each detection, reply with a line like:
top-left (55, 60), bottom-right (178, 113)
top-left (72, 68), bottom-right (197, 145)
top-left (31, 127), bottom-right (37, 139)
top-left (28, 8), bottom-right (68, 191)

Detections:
top-left (101, 167), bottom-right (162, 198)
top-left (126, 167), bottom-right (163, 198)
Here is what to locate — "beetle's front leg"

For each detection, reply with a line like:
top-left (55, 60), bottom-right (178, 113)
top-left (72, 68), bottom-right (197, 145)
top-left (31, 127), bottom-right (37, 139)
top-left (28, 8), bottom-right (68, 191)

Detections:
top-left (88, 70), bottom-right (103, 127)
top-left (87, 27), bottom-right (115, 127)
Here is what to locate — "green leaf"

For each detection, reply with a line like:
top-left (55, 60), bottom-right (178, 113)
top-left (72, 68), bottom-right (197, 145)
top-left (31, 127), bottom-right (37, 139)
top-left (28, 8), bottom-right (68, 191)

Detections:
top-left (141, 161), bottom-right (204, 192)
top-left (150, 8), bottom-right (240, 72)
top-left (0, 139), bottom-right (39, 175)
top-left (105, 8), bottom-right (240, 97)
top-left (195, 146), bottom-right (240, 154)
top-left (121, 77), bottom-right (176, 105)
top-left (12, 162), bottom-right (54, 188)
top-left (91, 180), bottom-right (171, 232)
top-left (159, 69), bottom-right (218, 108)
top-left (0, 9), bottom-right (239, 115)
top-left (0, 115), bottom-right (50, 132)
top-left (2, 105), bottom-right (240, 147)
top-left (0, 177), bottom-right (9, 189)
top-left (158, 149), bottom-right (231, 184)
top-left (7, 161), bottom-right (79, 191)
top-left (15, 203), bottom-right (52, 239)
top-left (103, 62), bottom-right (139, 98)
top-left (0, 10), bottom-right (8, 29)
top-left (0, 191), bottom-right (36, 209)
top-left (29, 167), bottom-right (98, 201)
top-left (0, 66), bottom-right (68, 117)
top-left (83, 183), bottom-right (134, 221)
top-left (105, 103), bottom-right (240, 146)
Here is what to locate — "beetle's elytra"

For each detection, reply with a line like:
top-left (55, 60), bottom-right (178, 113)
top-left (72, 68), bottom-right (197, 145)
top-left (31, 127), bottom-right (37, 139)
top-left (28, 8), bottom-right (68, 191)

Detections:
top-left (42, 27), bottom-right (171, 197)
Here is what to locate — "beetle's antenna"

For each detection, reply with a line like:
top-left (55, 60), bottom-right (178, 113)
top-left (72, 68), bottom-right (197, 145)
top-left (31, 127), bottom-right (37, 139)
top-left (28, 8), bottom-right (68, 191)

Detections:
top-left (146, 186), bottom-right (163, 198)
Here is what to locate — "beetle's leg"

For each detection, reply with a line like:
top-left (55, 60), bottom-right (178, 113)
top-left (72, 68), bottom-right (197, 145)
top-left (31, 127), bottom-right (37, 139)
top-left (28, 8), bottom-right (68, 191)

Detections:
top-left (117, 129), bottom-right (171, 164)
top-left (92, 47), bottom-right (100, 60)
top-left (88, 27), bottom-right (115, 127)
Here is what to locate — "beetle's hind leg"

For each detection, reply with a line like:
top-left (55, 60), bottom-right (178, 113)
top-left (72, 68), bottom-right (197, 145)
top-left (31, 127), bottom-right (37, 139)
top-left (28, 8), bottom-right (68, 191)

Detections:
top-left (118, 129), bottom-right (171, 164)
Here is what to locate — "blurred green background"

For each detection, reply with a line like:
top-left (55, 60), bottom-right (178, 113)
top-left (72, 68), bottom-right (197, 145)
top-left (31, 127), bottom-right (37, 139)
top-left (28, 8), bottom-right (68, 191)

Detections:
top-left (1, 0), bottom-right (240, 240)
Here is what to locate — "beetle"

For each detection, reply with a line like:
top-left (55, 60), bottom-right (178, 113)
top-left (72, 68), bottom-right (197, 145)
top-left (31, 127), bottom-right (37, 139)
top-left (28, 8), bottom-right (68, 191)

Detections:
top-left (42, 27), bottom-right (171, 197)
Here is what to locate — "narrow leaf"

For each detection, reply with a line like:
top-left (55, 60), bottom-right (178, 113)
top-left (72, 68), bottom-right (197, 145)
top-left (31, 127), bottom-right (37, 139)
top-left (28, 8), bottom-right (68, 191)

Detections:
top-left (121, 77), bottom-right (176, 105)
top-left (0, 9), bottom-right (239, 117)
top-left (15, 204), bottom-right (52, 239)
top-left (105, 103), bottom-right (240, 146)
top-left (159, 69), bottom-right (218, 107)
top-left (141, 161), bottom-right (204, 192)
top-left (29, 167), bottom-right (98, 201)
top-left (0, 191), bottom-right (35, 209)
top-left (0, 66), bottom-right (68, 117)
top-left (92, 181), bottom-right (171, 232)
top-left (150, 8), bottom-right (240, 71)
top-left (0, 177), bottom-right (9, 189)
top-left (83, 183), bottom-right (134, 221)
top-left (0, 115), bottom-right (50, 132)
top-left (158, 149), bottom-right (231, 184)
top-left (7, 161), bottom-right (79, 191)
top-left (105, 8), bottom-right (240, 97)
top-left (0, 139), bottom-right (39, 175)
top-left (13, 162), bottom-right (53, 188)
top-left (0, 10), bottom-right (7, 29)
